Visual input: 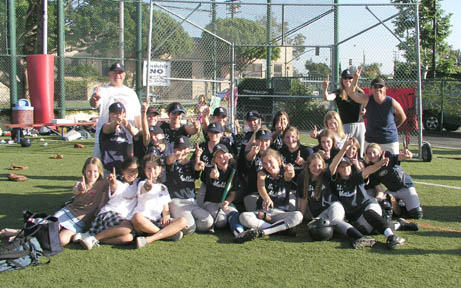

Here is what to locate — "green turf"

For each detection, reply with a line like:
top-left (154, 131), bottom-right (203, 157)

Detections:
top-left (1, 137), bottom-right (460, 287)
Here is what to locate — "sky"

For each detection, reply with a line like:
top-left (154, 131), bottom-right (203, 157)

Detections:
top-left (441, 0), bottom-right (461, 51)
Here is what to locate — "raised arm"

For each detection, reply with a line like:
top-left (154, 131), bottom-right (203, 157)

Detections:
top-left (322, 75), bottom-right (337, 101)
top-left (140, 103), bottom-right (150, 147)
top-left (361, 154), bottom-right (389, 179)
top-left (329, 136), bottom-right (351, 175)
top-left (347, 67), bottom-right (369, 106)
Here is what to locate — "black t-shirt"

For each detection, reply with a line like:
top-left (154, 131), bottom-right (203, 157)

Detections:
top-left (279, 144), bottom-right (314, 189)
top-left (312, 146), bottom-right (340, 167)
top-left (331, 170), bottom-right (372, 221)
top-left (244, 154), bottom-right (264, 195)
top-left (160, 122), bottom-right (189, 147)
top-left (201, 166), bottom-right (238, 203)
top-left (166, 160), bottom-right (200, 199)
top-left (192, 142), bottom-right (215, 167)
top-left (203, 128), bottom-right (240, 156)
top-left (271, 133), bottom-right (284, 151)
top-left (367, 151), bottom-right (414, 191)
top-left (99, 124), bottom-right (130, 174)
top-left (296, 169), bottom-right (338, 217)
top-left (334, 89), bottom-right (363, 124)
top-left (256, 167), bottom-right (291, 210)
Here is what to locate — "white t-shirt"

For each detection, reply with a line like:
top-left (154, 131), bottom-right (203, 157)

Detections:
top-left (132, 181), bottom-right (171, 222)
top-left (94, 85), bottom-right (141, 144)
top-left (98, 178), bottom-right (139, 220)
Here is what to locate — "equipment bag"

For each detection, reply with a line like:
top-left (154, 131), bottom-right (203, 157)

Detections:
top-left (23, 210), bottom-right (63, 257)
top-left (0, 236), bottom-right (47, 273)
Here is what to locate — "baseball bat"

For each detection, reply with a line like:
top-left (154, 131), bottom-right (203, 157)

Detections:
top-left (209, 168), bottom-right (236, 233)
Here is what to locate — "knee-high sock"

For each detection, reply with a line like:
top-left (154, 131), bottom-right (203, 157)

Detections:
top-left (364, 209), bottom-right (390, 235)
top-left (228, 211), bottom-right (244, 237)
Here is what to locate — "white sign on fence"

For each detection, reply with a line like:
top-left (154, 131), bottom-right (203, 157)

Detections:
top-left (143, 60), bottom-right (171, 87)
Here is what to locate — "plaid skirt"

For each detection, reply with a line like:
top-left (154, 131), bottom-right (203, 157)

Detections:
top-left (89, 211), bottom-right (124, 235)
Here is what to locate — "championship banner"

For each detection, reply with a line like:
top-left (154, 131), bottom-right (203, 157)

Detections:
top-left (143, 60), bottom-right (171, 87)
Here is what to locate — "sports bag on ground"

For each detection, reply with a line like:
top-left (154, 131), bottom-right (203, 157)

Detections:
top-left (0, 236), bottom-right (47, 273)
top-left (23, 210), bottom-right (63, 257)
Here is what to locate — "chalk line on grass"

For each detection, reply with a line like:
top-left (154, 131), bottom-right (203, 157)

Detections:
top-left (414, 181), bottom-right (461, 190)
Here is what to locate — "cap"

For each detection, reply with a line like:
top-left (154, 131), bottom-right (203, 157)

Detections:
top-left (109, 102), bottom-right (125, 113)
top-left (213, 144), bottom-right (229, 156)
top-left (174, 135), bottom-right (191, 149)
top-left (109, 62), bottom-right (125, 72)
top-left (146, 106), bottom-right (160, 116)
top-left (341, 69), bottom-right (353, 79)
top-left (255, 129), bottom-right (272, 140)
top-left (246, 111), bottom-right (261, 121)
top-left (167, 102), bottom-right (186, 114)
top-left (207, 122), bottom-right (224, 133)
top-left (212, 107), bottom-right (227, 117)
top-left (370, 78), bottom-right (386, 88)
top-left (339, 157), bottom-right (352, 166)
top-left (148, 125), bottom-right (164, 134)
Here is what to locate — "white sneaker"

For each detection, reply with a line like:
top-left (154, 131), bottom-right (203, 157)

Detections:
top-left (80, 235), bottom-right (99, 250)
top-left (73, 231), bottom-right (91, 243)
top-left (166, 231), bottom-right (183, 241)
top-left (136, 236), bottom-right (147, 249)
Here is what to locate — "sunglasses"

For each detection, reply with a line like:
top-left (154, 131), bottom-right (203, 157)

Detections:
top-left (372, 84), bottom-right (384, 89)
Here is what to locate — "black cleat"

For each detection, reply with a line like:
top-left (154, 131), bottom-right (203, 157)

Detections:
top-left (279, 227), bottom-right (297, 237)
top-left (352, 236), bottom-right (377, 249)
top-left (234, 228), bottom-right (260, 243)
top-left (386, 234), bottom-right (406, 249)
top-left (398, 218), bottom-right (419, 231)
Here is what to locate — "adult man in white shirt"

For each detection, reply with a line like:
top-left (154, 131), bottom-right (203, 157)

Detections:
top-left (90, 62), bottom-right (142, 158)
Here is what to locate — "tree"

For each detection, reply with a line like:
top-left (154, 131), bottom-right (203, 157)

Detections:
top-left (392, 0), bottom-right (452, 79)
top-left (202, 17), bottom-right (280, 76)
top-left (360, 63), bottom-right (382, 79)
top-left (304, 59), bottom-right (330, 78)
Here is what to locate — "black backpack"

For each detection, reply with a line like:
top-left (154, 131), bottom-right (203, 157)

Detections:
top-left (0, 235), bottom-right (48, 273)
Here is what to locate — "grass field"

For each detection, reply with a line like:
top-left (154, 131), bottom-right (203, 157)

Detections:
top-left (1, 136), bottom-right (460, 287)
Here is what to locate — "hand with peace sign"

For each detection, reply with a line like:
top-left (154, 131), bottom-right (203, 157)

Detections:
top-left (322, 75), bottom-right (330, 91)
top-left (143, 168), bottom-right (154, 193)
top-left (378, 151), bottom-right (390, 168)
top-left (75, 176), bottom-right (87, 195)
top-left (310, 125), bottom-right (319, 139)
top-left (283, 163), bottom-right (295, 180)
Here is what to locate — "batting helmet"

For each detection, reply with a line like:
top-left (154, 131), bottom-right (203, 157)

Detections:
top-left (20, 138), bottom-right (32, 147)
top-left (307, 218), bottom-right (334, 241)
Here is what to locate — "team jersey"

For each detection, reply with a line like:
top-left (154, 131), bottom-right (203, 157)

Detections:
top-left (312, 146), bottom-right (340, 167)
top-left (279, 144), bottom-right (314, 189)
top-left (331, 170), bottom-right (372, 221)
top-left (203, 128), bottom-right (240, 156)
top-left (201, 166), bottom-right (238, 203)
top-left (99, 123), bottom-right (130, 174)
top-left (165, 160), bottom-right (200, 199)
top-left (296, 169), bottom-right (338, 217)
top-left (256, 167), bottom-right (291, 211)
top-left (271, 133), bottom-right (283, 151)
top-left (367, 151), bottom-right (414, 191)
top-left (160, 122), bottom-right (189, 147)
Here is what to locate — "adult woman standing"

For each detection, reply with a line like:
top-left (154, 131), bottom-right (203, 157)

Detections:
top-left (323, 69), bottom-right (365, 157)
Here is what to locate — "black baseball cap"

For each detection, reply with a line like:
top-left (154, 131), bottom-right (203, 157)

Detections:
top-left (109, 102), bottom-right (125, 113)
top-left (246, 111), bottom-right (261, 121)
top-left (174, 135), bottom-right (191, 149)
top-left (207, 122), bottom-right (224, 133)
top-left (370, 78), bottom-right (386, 88)
top-left (109, 62), bottom-right (125, 72)
top-left (147, 106), bottom-right (160, 116)
top-left (213, 144), bottom-right (229, 156)
top-left (255, 129), bottom-right (272, 140)
top-left (167, 102), bottom-right (186, 114)
top-left (149, 125), bottom-right (164, 134)
top-left (213, 107), bottom-right (227, 117)
top-left (339, 157), bottom-right (352, 166)
top-left (341, 69), bottom-right (353, 79)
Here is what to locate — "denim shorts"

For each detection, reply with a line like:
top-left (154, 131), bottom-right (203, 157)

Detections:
top-left (53, 207), bottom-right (86, 233)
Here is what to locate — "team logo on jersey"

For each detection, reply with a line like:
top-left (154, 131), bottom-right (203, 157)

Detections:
top-left (379, 170), bottom-right (388, 177)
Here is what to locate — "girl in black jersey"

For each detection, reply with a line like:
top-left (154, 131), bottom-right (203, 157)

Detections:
top-left (365, 143), bottom-right (423, 219)
top-left (200, 144), bottom-right (259, 243)
top-left (270, 111), bottom-right (290, 150)
top-left (330, 138), bottom-right (406, 249)
top-left (278, 126), bottom-right (313, 189)
top-left (159, 102), bottom-right (200, 149)
top-left (297, 153), bottom-right (376, 249)
top-left (313, 129), bottom-right (339, 166)
top-left (239, 149), bottom-right (303, 240)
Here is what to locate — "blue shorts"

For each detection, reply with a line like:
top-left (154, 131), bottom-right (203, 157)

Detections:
top-left (53, 207), bottom-right (86, 233)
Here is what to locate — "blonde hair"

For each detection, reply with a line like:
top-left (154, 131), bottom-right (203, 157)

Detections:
top-left (261, 149), bottom-right (283, 168)
top-left (324, 111), bottom-right (345, 140)
top-left (82, 157), bottom-right (104, 181)
top-left (365, 143), bottom-right (383, 162)
top-left (303, 153), bottom-right (326, 201)
top-left (282, 126), bottom-right (300, 144)
top-left (350, 137), bottom-right (360, 151)
top-left (318, 129), bottom-right (337, 150)
top-left (340, 78), bottom-right (364, 101)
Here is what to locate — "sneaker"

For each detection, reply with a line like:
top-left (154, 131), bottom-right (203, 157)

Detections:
top-left (136, 236), bottom-right (147, 249)
top-left (352, 236), bottom-right (377, 249)
top-left (386, 234), bottom-right (406, 249)
top-left (80, 235), bottom-right (99, 250)
top-left (398, 218), bottom-right (419, 231)
top-left (234, 228), bottom-right (260, 244)
top-left (166, 231), bottom-right (183, 242)
top-left (73, 231), bottom-right (91, 243)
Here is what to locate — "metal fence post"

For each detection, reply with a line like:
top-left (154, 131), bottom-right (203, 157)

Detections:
top-left (212, 0), bottom-right (217, 96)
top-left (440, 79), bottom-right (445, 131)
top-left (266, 0), bottom-right (272, 89)
top-left (58, 0), bottom-right (65, 118)
top-left (333, 0), bottom-right (339, 88)
top-left (8, 0), bottom-right (17, 107)
top-left (136, 0), bottom-right (143, 99)
top-left (415, 3), bottom-right (423, 158)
